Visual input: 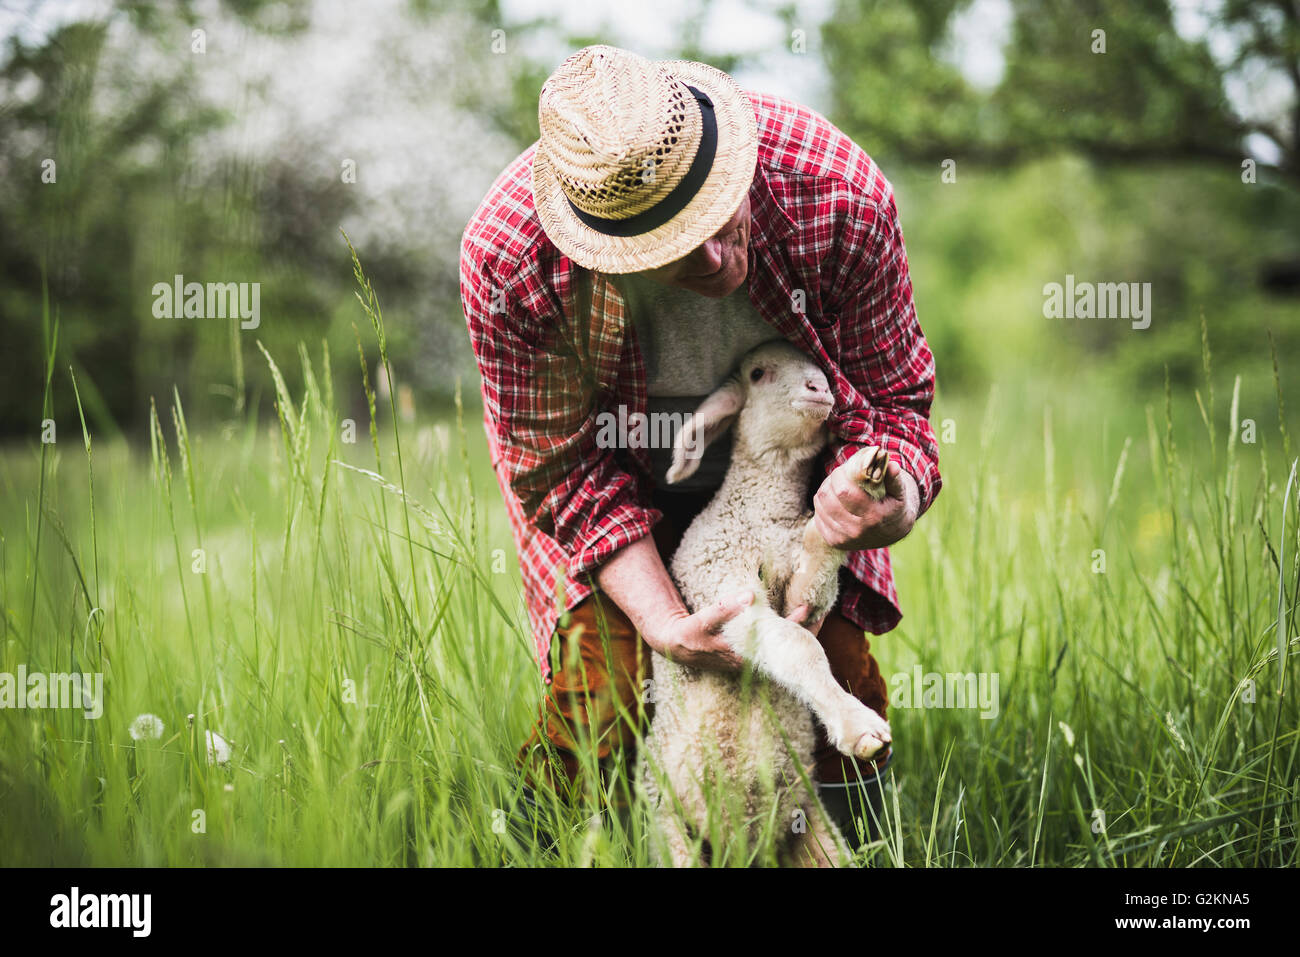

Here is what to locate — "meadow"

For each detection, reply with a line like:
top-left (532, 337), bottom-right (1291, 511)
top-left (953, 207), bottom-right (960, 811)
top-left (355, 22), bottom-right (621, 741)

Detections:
top-left (1, 255), bottom-right (1297, 868)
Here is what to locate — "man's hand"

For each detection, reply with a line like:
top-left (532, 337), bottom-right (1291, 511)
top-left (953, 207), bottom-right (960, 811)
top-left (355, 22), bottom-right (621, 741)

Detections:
top-left (813, 455), bottom-right (920, 551)
top-left (595, 536), bottom-right (747, 674)
top-left (646, 592), bottom-right (752, 673)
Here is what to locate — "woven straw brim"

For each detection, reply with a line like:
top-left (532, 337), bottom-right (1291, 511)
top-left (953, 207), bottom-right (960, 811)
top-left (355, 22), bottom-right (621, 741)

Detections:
top-left (532, 58), bottom-right (759, 274)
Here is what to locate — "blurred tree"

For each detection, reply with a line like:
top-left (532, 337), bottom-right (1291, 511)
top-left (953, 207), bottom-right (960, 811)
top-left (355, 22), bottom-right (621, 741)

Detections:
top-left (825, 0), bottom-right (1298, 180)
top-left (1217, 0), bottom-right (1300, 177)
top-left (820, 0), bottom-right (995, 163)
top-left (821, 0), bottom-right (1299, 393)
top-left (997, 0), bottom-right (1259, 167)
top-left (0, 0), bottom-right (529, 437)
top-left (0, 1), bottom-right (318, 437)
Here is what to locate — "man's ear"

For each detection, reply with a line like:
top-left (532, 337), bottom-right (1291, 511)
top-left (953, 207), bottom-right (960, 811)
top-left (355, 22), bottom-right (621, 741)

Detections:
top-left (666, 377), bottom-right (745, 484)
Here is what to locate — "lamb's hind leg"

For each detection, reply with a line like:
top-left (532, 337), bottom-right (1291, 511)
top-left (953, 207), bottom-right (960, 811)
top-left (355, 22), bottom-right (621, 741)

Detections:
top-left (783, 799), bottom-right (851, 868)
top-left (657, 810), bottom-right (699, 868)
top-left (722, 605), bottom-right (890, 760)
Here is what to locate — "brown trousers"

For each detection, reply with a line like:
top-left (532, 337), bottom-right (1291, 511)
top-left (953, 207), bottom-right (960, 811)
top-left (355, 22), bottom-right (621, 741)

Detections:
top-left (517, 489), bottom-right (891, 795)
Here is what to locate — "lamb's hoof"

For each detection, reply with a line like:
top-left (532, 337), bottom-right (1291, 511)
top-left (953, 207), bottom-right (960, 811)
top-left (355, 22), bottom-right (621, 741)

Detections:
top-left (834, 707), bottom-right (892, 759)
top-left (849, 730), bottom-right (889, 759)
top-left (850, 446), bottom-right (890, 499)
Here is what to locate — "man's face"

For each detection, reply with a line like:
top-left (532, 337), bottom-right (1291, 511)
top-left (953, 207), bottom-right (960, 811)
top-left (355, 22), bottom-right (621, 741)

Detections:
top-left (636, 194), bottom-right (751, 297)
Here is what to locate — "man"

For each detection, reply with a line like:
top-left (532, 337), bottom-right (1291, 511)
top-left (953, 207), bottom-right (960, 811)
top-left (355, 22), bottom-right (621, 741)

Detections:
top-left (460, 45), bottom-right (941, 847)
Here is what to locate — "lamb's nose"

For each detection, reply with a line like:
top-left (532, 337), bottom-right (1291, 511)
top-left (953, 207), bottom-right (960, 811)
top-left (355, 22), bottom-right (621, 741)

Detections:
top-left (805, 379), bottom-right (829, 394)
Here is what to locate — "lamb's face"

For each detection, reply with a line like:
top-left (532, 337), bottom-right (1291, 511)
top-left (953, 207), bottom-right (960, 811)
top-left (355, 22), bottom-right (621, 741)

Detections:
top-left (734, 340), bottom-right (833, 454)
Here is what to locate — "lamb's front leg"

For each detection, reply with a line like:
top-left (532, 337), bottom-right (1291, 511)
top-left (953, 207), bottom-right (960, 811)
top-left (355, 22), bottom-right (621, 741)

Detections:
top-left (784, 446), bottom-right (891, 622)
top-left (721, 604), bottom-right (891, 759)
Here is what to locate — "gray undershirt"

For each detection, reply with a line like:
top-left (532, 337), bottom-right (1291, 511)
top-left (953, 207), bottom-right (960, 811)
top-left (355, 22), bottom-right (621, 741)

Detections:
top-left (620, 274), bottom-right (779, 491)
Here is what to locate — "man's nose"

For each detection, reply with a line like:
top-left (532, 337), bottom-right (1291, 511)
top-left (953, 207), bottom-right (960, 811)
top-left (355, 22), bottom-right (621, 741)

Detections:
top-left (683, 239), bottom-right (722, 276)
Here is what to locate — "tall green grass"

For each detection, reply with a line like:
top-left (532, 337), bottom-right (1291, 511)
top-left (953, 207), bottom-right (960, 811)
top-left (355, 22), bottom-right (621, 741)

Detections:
top-left (1, 261), bottom-right (1295, 866)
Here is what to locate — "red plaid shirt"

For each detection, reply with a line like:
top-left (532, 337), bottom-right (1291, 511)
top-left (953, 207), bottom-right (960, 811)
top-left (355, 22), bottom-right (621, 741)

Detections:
top-left (461, 91), bottom-right (941, 682)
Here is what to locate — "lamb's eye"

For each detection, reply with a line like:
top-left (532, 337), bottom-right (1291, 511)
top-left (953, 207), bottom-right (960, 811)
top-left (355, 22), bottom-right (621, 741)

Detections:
top-left (749, 367), bottom-right (764, 382)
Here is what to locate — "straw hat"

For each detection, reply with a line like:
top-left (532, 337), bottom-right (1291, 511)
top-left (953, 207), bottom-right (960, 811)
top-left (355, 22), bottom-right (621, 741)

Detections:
top-left (532, 45), bottom-right (759, 274)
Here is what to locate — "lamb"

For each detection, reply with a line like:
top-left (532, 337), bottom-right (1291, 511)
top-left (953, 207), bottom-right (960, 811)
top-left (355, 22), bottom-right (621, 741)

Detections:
top-left (637, 339), bottom-right (893, 867)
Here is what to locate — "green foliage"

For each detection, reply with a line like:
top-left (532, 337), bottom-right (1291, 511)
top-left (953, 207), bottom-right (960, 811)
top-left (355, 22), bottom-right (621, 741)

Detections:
top-left (891, 154), bottom-right (1300, 401)
top-left (0, 1), bottom-right (521, 440)
top-left (996, 0), bottom-right (1240, 163)
top-left (825, 0), bottom-right (1296, 175)
top-left (822, 0), bottom-right (991, 164)
top-left (0, 7), bottom-right (355, 438)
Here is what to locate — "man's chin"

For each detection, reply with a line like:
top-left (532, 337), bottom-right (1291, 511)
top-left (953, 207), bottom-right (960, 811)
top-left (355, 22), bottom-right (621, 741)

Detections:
top-left (677, 263), bottom-right (746, 298)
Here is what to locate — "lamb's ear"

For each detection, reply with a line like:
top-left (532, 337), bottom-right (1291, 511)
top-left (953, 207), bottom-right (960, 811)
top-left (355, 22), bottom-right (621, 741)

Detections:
top-left (666, 377), bottom-right (745, 484)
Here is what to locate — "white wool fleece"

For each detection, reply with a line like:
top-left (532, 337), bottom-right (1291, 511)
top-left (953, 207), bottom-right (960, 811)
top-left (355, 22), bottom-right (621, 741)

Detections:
top-left (636, 339), bottom-right (891, 868)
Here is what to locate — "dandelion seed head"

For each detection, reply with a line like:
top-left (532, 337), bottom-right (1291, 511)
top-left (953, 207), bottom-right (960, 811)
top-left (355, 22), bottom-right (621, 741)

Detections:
top-left (206, 729), bottom-right (232, 766)
top-left (129, 713), bottom-right (165, 741)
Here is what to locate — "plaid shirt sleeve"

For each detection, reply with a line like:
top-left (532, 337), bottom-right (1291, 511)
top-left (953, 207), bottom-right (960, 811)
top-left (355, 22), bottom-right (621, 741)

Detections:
top-left (822, 187), bottom-right (941, 514)
top-left (460, 247), bottom-right (659, 584)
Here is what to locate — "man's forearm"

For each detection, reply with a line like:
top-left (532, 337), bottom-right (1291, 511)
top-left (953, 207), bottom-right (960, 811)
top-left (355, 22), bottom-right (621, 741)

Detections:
top-left (592, 533), bottom-right (750, 673)
top-left (594, 535), bottom-right (687, 648)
